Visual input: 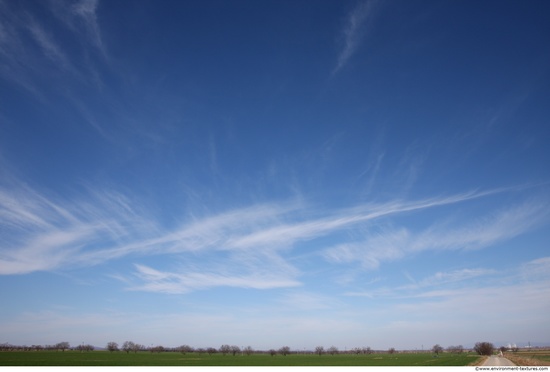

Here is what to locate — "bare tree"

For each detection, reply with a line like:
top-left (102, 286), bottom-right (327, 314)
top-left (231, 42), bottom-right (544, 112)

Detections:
top-left (219, 344), bottom-right (231, 356)
top-left (207, 347), bottom-right (217, 355)
top-left (56, 342), bottom-right (70, 352)
top-left (315, 346), bottom-right (325, 356)
top-left (269, 349), bottom-right (277, 356)
top-left (363, 346), bottom-right (373, 354)
top-left (230, 345), bottom-right (241, 356)
top-left (177, 345), bottom-right (194, 354)
top-left (76, 344), bottom-right (94, 352)
top-left (279, 346), bottom-right (290, 356)
top-left (150, 345), bottom-right (164, 353)
top-left (244, 346), bottom-right (254, 356)
top-left (107, 342), bottom-right (118, 352)
top-left (474, 342), bottom-right (494, 356)
top-left (122, 341), bottom-right (135, 354)
top-left (328, 346), bottom-right (339, 355)
top-left (432, 344), bottom-right (443, 355)
top-left (388, 347), bottom-right (396, 354)
top-left (447, 345), bottom-right (463, 354)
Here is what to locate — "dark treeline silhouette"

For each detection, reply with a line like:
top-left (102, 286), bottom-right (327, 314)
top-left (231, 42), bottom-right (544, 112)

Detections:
top-left (0, 341), bottom-right (529, 355)
top-left (0, 342), bottom-right (78, 352)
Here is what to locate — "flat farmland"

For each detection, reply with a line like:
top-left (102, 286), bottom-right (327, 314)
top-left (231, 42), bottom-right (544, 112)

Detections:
top-left (505, 350), bottom-right (550, 366)
top-left (0, 351), bottom-right (482, 366)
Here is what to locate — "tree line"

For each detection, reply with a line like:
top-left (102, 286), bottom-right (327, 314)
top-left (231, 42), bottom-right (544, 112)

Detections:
top-left (0, 341), bottom-right (513, 356)
top-left (0, 342), bottom-right (90, 352)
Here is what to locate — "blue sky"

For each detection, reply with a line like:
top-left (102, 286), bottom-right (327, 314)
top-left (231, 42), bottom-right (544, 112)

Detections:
top-left (1, 0), bottom-right (549, 351)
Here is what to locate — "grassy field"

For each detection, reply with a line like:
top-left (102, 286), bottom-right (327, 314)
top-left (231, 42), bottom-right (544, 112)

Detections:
top-left (0, 351), bottom-right (483, 366)
top-left (505, 350), bottom-right (550, 366)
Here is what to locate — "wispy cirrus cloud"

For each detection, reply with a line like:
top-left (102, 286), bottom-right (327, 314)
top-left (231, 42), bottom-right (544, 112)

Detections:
top-left (333, 0), bottom-right (379, 74)
top-left (69, 0), bottom-right (105, 54)
top-left (47, 0), bottom-right (105, 56)
top-left (128, 263), bottom-right (301, 294)
top-left (0, 0), bottom-right (107, 94)
top-left (343, 258), bottom-right (550, 330)
top-left (392, 268), bottom-right (550, 325)
top-left (0, 178), bottom-right (303, 278)
top-left (26, 18), bottom-right (70, 68)
top-left (0, 184), bottom-right (150, 274)
top-left (373, 274), bottom-right (550, 348)
top-left (0, 2), bottom-right (47, 97)
top-left (1, 174), bottom-right (547, 294)
top-left (224, 189), bottom-right (510, 251)
top-left (341, 256), bottom-right (550, 345)
top-left (401, 268), bottom-right (497, 291)
top-left (520, 256), bottom-right (550, 282)
top-left (323, 199), bottom-right (549, 270)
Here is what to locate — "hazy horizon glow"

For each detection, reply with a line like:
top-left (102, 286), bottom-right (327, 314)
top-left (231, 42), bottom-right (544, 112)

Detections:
top-left (1, 0), bottom-right (549, 351)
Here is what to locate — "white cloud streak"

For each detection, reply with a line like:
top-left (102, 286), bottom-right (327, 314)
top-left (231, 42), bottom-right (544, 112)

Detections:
top-left (412, 268), bottom-right (496, 288)
top-left (46, 0), bottom-right (105, 55)
top-left (27, 19), bottom-right (69, 67)
top-left (1, 176), bottom-right (547, 294)
top-left (0, 183), bottom-right (154, 274)
top-left (333, 0), bottom-right (378, 74)
top-left (341, 257), bottom-right (550, 347)
top-left (225, 189), bottom-right (506, 251)
top-left (0, 0), bottom-right (107, 99)
top-left (3, 259), bottom-right (548, 349)
top-left (129, 263), bottom-right (301, 294)
top-left (69, 0), bottom-right (105, 55)
top-left (520, 256), bottom-right (550, 282)
top-left (324, 199), bottom-right (549, 269)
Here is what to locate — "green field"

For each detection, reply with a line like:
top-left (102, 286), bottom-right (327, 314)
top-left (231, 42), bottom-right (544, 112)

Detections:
top-left (0, 351), bottom-right (482, 366)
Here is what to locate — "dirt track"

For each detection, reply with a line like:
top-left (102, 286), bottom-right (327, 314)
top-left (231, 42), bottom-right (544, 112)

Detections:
top-left (482, 356), bottom-right (515, 366)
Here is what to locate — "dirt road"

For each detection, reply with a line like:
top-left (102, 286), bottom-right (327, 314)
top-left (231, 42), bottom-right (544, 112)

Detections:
top-left (483, 356), bottom-right (516, 366)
